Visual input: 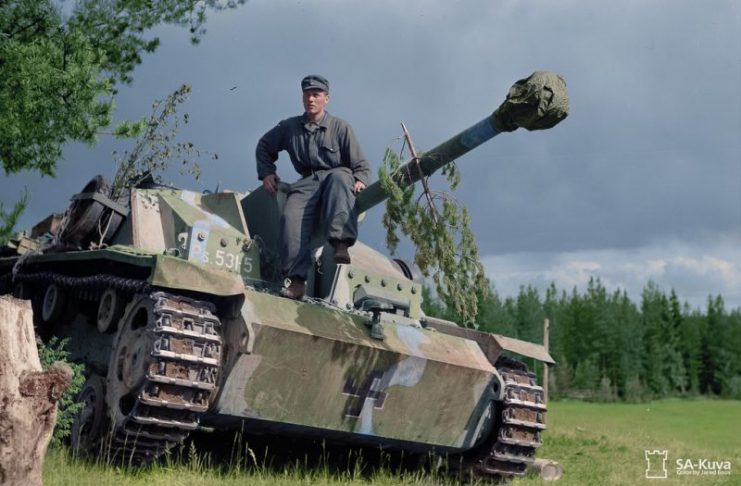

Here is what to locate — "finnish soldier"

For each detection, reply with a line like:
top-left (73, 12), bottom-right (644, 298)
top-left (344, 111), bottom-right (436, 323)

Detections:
top-left (256, 75), bottom-right (370, 300)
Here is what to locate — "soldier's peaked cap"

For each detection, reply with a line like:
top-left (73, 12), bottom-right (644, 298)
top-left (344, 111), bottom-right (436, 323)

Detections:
top-left (301, 74), bottom-right (329, 92)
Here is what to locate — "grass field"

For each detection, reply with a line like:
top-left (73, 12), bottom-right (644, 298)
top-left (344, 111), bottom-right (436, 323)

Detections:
top-left (43, 399), bottom-right (740, 486)
top-left (514, 399), bottom-right (740, 486)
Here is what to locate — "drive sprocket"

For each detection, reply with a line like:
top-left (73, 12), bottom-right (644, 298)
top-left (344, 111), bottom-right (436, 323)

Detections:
top-left (104, 291), bottom-right (222, 464)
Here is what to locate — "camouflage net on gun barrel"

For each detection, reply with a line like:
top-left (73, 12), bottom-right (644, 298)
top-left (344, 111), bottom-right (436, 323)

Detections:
top-left (492, 71), bottom-right (569, 132)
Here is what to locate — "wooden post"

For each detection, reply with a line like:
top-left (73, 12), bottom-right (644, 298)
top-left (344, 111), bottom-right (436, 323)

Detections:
top-left (543, 318), bottom-right (549, 405)
top-left (0, 295), bottom-right (72, 486)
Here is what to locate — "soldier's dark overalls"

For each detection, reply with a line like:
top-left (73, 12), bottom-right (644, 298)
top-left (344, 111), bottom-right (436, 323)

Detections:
top-left (256, 111), bottom-right (370, 283)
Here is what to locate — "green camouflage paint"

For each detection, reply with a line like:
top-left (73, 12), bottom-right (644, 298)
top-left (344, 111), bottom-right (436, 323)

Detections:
top-left (216, 289), bottom-right (498, 449)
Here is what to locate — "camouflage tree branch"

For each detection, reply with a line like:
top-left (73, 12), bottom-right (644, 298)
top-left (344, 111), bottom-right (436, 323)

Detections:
top-left (368, 72), bottom-right (570, 324)
top-left (357, 72), bottom-right (569, 213)
top-left (109, 84), bottom-right (217, 201)
top-left (379, 146), bottom-right (487, 324)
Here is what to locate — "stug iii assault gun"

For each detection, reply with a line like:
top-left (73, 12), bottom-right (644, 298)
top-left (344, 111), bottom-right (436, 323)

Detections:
top-left (0, 72), bottom-right (568, 480)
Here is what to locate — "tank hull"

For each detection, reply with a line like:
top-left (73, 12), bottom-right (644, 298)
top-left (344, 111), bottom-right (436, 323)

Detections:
top-left (215, 289), bottom-right (499, 452)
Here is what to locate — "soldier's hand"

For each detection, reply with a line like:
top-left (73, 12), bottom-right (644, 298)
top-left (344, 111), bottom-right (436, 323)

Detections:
top-left (263, 174), bottom-right (280, 195)
top-left (353, 180), bottom-right (366, 194)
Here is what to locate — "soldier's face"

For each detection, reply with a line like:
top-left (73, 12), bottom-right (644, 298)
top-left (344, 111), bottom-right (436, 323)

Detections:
top-left (303, 89), bottom-right (329, 118)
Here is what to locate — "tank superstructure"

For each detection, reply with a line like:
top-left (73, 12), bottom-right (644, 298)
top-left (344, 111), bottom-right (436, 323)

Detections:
top-left (0, 72), bottom-right (568, 480)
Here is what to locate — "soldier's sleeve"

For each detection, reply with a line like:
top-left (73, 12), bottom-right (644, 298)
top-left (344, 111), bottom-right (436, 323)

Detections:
top-left (255, 122), bottom-right (284, 180)
top-left (341, 123), bottom-right (371, 186)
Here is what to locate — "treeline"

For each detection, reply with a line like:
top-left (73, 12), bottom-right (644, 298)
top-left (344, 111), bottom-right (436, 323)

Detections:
top-left (423, 279), bottom-right (741, 401)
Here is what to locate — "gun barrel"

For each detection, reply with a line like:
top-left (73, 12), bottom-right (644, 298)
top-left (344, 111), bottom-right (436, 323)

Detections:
top-left (355, 71), bottom-right (569, 214)
top-left (356, 115), bottom-right (500, 213)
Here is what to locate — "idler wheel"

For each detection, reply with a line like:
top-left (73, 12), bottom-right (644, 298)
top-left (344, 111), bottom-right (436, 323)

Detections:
top-left (41, 283), bottom-right (65, 322)
top-left (70, 375), bottom-right (106, 455)
top-left (97, 288), bottom-right (126, 333)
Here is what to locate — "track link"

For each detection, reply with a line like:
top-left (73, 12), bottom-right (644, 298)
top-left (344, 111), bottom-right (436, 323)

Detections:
top-left (105, 291), bottom-right (222, 465)
top-left (470, 359), bottom-right (546, 480)
top-left (6, 270), bottom-right (223, 464)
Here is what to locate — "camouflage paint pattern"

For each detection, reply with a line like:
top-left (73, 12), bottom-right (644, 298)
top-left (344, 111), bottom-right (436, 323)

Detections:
top-left (325, 263), bottom-right (422, 320)
top-left (424, 317), bottom-right (555, 366)
top-left (130, 188), bottom-right (260, 283)
top-left (216, 289), bottom-right (499, 451)
top-left (6, 184), bottom-right (260, 296)
top-left (150, 254), bottom-right (244, 296)
top-left (7, 245), bottom-right (158, 267)
top-left (4, 244), bottom-right (247, 297)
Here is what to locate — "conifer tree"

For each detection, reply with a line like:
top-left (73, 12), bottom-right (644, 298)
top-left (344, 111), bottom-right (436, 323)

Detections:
top-left (680, 305), bottom-right (704, 395)
top-left (641, 282), bottom-right (671, 396)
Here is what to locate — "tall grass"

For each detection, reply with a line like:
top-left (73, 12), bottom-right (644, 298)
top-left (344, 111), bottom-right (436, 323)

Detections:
top-left (45, 399), bottom-right (740, 486)
top-left (45, 446), bottom-right (459, 486)
top-left (47, 427), bottom-right (466, 486)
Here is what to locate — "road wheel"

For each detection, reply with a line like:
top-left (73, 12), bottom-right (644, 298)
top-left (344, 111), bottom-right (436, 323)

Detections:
top-left (41, 283), bottom-right (65, 323)
top-left (13, 280), bottom-right (31, 300)
top-left (97, 288), bottom-right (126, 333)
top-left (70, 375), bottom-right (107, 456)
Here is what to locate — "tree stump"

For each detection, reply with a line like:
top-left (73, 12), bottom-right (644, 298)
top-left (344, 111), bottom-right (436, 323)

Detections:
top-left (0, 295), bottom-right (72, 486)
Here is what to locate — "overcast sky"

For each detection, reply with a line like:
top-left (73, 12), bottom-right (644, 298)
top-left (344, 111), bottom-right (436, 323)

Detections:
top-left (2, 0), bottom-right (740, 310)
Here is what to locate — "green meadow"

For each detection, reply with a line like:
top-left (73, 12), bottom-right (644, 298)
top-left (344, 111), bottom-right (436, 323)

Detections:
top-left (515, 399), bottom-right (740, 486)
top-left (43, 399), bottom-right (739, 486)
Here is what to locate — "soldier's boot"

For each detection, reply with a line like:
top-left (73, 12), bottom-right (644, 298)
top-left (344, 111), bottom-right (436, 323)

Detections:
top-left (332, 240), bottom-right (351, 264)
top-left (280, 277), bottom-right (306, 300)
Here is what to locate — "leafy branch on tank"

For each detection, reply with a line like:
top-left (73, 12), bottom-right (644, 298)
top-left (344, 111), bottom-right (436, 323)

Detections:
top-left (108, 84), bottom-right (219, 202)
top-left (379, 136), bottom-right (487, 326)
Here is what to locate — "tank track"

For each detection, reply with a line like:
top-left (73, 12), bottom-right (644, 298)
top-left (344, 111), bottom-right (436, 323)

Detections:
top-left (105, 291), bottom-right (223, 465)
top-left (12, 270), bottom-right (150, 294)
top-left (469, 358), bottom-right (547, 480)
top-left (4, 270), bottom-right (222, 465)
